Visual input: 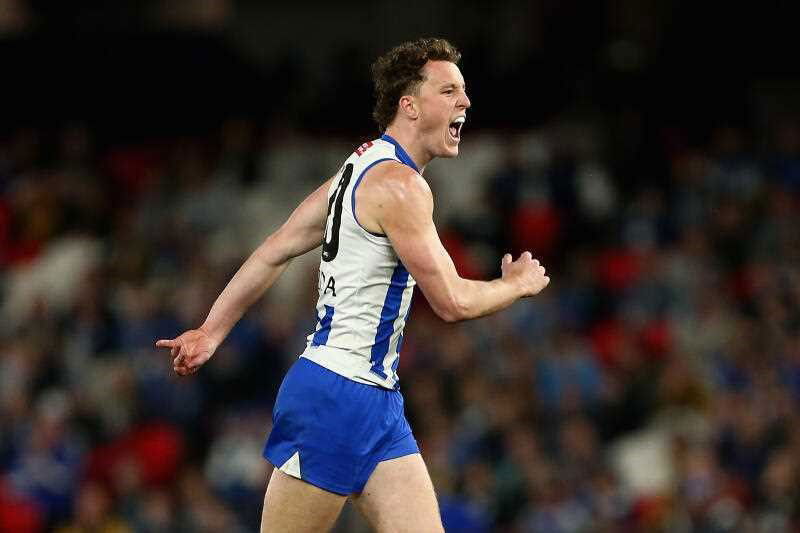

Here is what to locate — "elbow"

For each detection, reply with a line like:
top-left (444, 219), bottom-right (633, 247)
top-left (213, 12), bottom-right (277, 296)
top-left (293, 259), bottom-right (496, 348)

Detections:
top-left (435, 295), bottom-right (471, 323)
top-left (438, 309), bottom-right (461, 323)
top-left (443, 314), bottom-right (465, 324)
top-left (256, 234), bottom-right (291, 267)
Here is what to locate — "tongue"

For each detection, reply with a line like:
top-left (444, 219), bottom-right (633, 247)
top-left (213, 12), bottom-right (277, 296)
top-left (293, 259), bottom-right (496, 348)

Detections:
top-left (449, 125), bottom-right (458, 138)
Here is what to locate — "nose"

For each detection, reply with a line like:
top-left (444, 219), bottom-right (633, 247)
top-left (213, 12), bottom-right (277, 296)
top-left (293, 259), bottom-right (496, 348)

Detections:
top-left (460, 92), bottom-right (471, 110)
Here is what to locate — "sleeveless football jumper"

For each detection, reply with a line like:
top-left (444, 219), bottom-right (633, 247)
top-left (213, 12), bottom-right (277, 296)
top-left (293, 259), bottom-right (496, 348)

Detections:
top-left (300, 134), bottom-right (418, 390)
top-left (263, 135), bottom-right (421, 494)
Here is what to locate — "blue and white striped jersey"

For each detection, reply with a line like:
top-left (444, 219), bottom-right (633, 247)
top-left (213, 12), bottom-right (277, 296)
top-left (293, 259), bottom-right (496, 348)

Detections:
top-left (300, 134), bottom-right (418, 390)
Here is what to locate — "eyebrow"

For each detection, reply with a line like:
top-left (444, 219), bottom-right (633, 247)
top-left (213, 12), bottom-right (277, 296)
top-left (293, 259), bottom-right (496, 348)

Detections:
top-left (440, 82), bottom-right (466, 90)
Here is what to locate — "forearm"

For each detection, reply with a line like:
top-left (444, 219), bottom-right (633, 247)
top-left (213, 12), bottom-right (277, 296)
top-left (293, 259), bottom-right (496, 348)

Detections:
top-left (449, 277), bottom-right (522, 321)
top-left (421, 274), bottom-right (521, 322)
top-left (199, 239), bottom-right (289, 346)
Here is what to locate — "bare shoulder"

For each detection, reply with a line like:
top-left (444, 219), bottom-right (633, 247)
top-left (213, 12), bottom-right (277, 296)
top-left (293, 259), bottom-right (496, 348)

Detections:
top-left (356, 161), bottom-right (432, 233)
top-left (361, 161), bottom-right (431, 208)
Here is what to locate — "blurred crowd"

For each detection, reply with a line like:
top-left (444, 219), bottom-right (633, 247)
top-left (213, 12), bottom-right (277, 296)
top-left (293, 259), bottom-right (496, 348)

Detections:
top-left (1, 115), bottom-right (799, 533)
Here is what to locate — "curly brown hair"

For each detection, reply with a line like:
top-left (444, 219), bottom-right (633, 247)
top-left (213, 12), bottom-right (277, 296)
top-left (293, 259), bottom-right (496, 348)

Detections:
top-left (371, 38), bottom-right (462, 133)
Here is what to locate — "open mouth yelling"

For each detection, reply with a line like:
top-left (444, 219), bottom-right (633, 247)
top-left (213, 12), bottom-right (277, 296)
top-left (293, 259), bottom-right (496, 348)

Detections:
top-left (448, 116), bottom-right (465, 142)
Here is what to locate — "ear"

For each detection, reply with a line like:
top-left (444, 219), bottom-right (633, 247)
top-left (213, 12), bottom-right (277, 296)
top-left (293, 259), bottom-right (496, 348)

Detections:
top-left (398, 95), bottom-right (419, 120)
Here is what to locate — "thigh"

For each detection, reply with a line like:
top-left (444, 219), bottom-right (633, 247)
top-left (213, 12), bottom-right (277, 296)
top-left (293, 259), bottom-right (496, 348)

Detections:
top-left (351, 454), bottom-right (443, 533)
top-left (261, 468), bottom-right (347, 533)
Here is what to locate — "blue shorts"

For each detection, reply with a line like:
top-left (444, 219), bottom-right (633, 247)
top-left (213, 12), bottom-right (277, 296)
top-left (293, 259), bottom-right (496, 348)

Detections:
top-left (263, 357), bottom-right (419, 495)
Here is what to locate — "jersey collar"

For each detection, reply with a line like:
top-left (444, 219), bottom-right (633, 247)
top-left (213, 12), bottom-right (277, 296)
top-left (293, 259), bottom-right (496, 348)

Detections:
top-left (380, 134), bottom-right (420, 173)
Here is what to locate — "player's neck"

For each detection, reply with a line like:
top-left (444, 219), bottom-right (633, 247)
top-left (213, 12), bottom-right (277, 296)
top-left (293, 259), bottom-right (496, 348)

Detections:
top-left (383, 126), bottom-right (430, 173)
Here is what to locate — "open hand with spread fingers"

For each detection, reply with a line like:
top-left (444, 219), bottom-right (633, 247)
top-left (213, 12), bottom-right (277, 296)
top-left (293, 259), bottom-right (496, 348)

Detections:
top-left (155, 328), bottom-right (218, 376)
top-left (501, 251), bottom-right (550, 297)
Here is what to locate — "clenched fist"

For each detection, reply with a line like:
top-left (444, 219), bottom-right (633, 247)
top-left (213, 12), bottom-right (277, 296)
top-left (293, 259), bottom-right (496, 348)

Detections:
top-left (501, 251), bottom-right (550, 297)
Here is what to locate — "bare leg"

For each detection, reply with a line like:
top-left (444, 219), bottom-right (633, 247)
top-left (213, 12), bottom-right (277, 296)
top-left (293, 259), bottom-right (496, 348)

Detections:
top-left (260, 468), bottom-right (347, 533)
top-left (351, 454), bottom-right (443, 533)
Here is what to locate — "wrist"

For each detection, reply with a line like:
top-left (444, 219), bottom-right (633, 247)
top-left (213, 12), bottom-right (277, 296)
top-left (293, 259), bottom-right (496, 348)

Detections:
top-left (198, 324), bottom-right (223, 349)
top-left (498, 276), bottom-right (525, 298)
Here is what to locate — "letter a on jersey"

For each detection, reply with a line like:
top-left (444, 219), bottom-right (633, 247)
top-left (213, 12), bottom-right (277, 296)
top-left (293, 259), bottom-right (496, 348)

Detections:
top-left (324, 276), bottom-right (337, 297)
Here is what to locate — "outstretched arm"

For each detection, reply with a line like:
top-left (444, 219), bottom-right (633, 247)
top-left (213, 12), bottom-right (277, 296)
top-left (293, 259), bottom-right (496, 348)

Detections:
top-left (156, 177), bottom-right (332, 375)
top-left (360, 162), bottom-right (549, 323)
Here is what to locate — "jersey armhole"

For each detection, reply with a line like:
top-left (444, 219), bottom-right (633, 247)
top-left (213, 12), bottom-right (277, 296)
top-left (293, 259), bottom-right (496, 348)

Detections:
top-left (351, 157), bottom-right (395, 238)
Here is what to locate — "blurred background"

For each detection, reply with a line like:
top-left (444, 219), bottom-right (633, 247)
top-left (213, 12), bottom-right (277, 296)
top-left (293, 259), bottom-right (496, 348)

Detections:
top-left (2, 0), bottom-right (800, 531)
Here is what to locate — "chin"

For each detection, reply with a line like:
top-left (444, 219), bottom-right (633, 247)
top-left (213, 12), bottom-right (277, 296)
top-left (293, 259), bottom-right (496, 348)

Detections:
top-left (438, 139), bottom-right (460, 158)
top-left (442, 145), bottom-right (459, 158)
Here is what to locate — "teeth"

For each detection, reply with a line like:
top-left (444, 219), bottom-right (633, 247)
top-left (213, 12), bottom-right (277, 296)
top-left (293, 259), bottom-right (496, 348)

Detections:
top-left (453, 116), bottom-right (465, 124)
